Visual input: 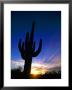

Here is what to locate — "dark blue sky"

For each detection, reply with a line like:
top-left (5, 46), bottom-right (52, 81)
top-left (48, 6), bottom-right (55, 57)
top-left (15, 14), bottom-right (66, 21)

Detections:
top-left (11, 11), bottom-right (61, 64)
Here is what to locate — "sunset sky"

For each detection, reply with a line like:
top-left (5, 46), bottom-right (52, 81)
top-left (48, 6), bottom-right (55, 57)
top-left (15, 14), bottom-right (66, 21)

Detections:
top-left (11, 11), bottom-right (61, 74)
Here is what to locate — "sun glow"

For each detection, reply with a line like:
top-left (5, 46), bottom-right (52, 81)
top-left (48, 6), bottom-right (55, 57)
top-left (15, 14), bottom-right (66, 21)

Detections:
top-left (31, 67), bottom-right (47, 75)
top-left (31, 63), bottom-right (48, 75)
top-left (31, 68), bottom-right (41, 75)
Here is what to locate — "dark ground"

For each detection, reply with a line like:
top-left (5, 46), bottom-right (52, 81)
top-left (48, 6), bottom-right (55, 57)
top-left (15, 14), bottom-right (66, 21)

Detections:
top-left (11, 69), bottom-right (61, 79)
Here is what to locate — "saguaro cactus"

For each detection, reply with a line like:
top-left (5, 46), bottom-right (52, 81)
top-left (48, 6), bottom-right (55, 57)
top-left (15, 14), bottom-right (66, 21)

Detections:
top-left (18, 21), bottom-right (42, 78)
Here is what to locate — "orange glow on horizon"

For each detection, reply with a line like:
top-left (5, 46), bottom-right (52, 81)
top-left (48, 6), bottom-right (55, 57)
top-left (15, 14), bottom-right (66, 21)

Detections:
top-left (31, 63), bottom-right (48, 75)
top-left (31, 67), bottom-right (47, 75)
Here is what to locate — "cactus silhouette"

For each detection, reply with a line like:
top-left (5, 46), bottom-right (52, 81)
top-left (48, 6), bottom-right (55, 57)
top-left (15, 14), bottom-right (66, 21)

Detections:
top-left (18, 21), bottom-right (42, 78)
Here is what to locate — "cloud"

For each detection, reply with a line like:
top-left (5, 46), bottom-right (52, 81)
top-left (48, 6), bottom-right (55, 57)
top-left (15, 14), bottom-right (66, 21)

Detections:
top-left (11, 60), bottom-right (24, 69)
top-left (33, 56), bottom-right (61, 72)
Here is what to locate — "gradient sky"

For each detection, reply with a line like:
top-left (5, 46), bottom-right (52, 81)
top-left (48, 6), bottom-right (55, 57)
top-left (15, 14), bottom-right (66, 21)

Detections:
top-left (11, 11), bottom-right (61, 70)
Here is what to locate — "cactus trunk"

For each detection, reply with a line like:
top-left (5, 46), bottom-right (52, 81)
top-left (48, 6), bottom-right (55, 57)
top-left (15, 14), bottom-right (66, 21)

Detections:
top-left (23, 57), bottom-right (32, 78)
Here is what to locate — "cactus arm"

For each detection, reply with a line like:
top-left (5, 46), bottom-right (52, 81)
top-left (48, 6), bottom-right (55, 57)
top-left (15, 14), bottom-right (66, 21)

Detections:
top-left (22, 42), bottom-right (24, 51)
top-left (33, 39), bottom-right (42, 57)
top-left (25, 32), bottom-right (29, 49)
top-left (30, 21), bottom-right (35, 45)
top-left (33, 41), bottom-right (35, 51)
top-left (25, 32), bottom-right (29, 44)
top-left (18, 39), bottom-right (22, 52)
top-left (32, 41), bottom-right (35, 52)
top-left (18, 39), bottom-right (26, 59)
